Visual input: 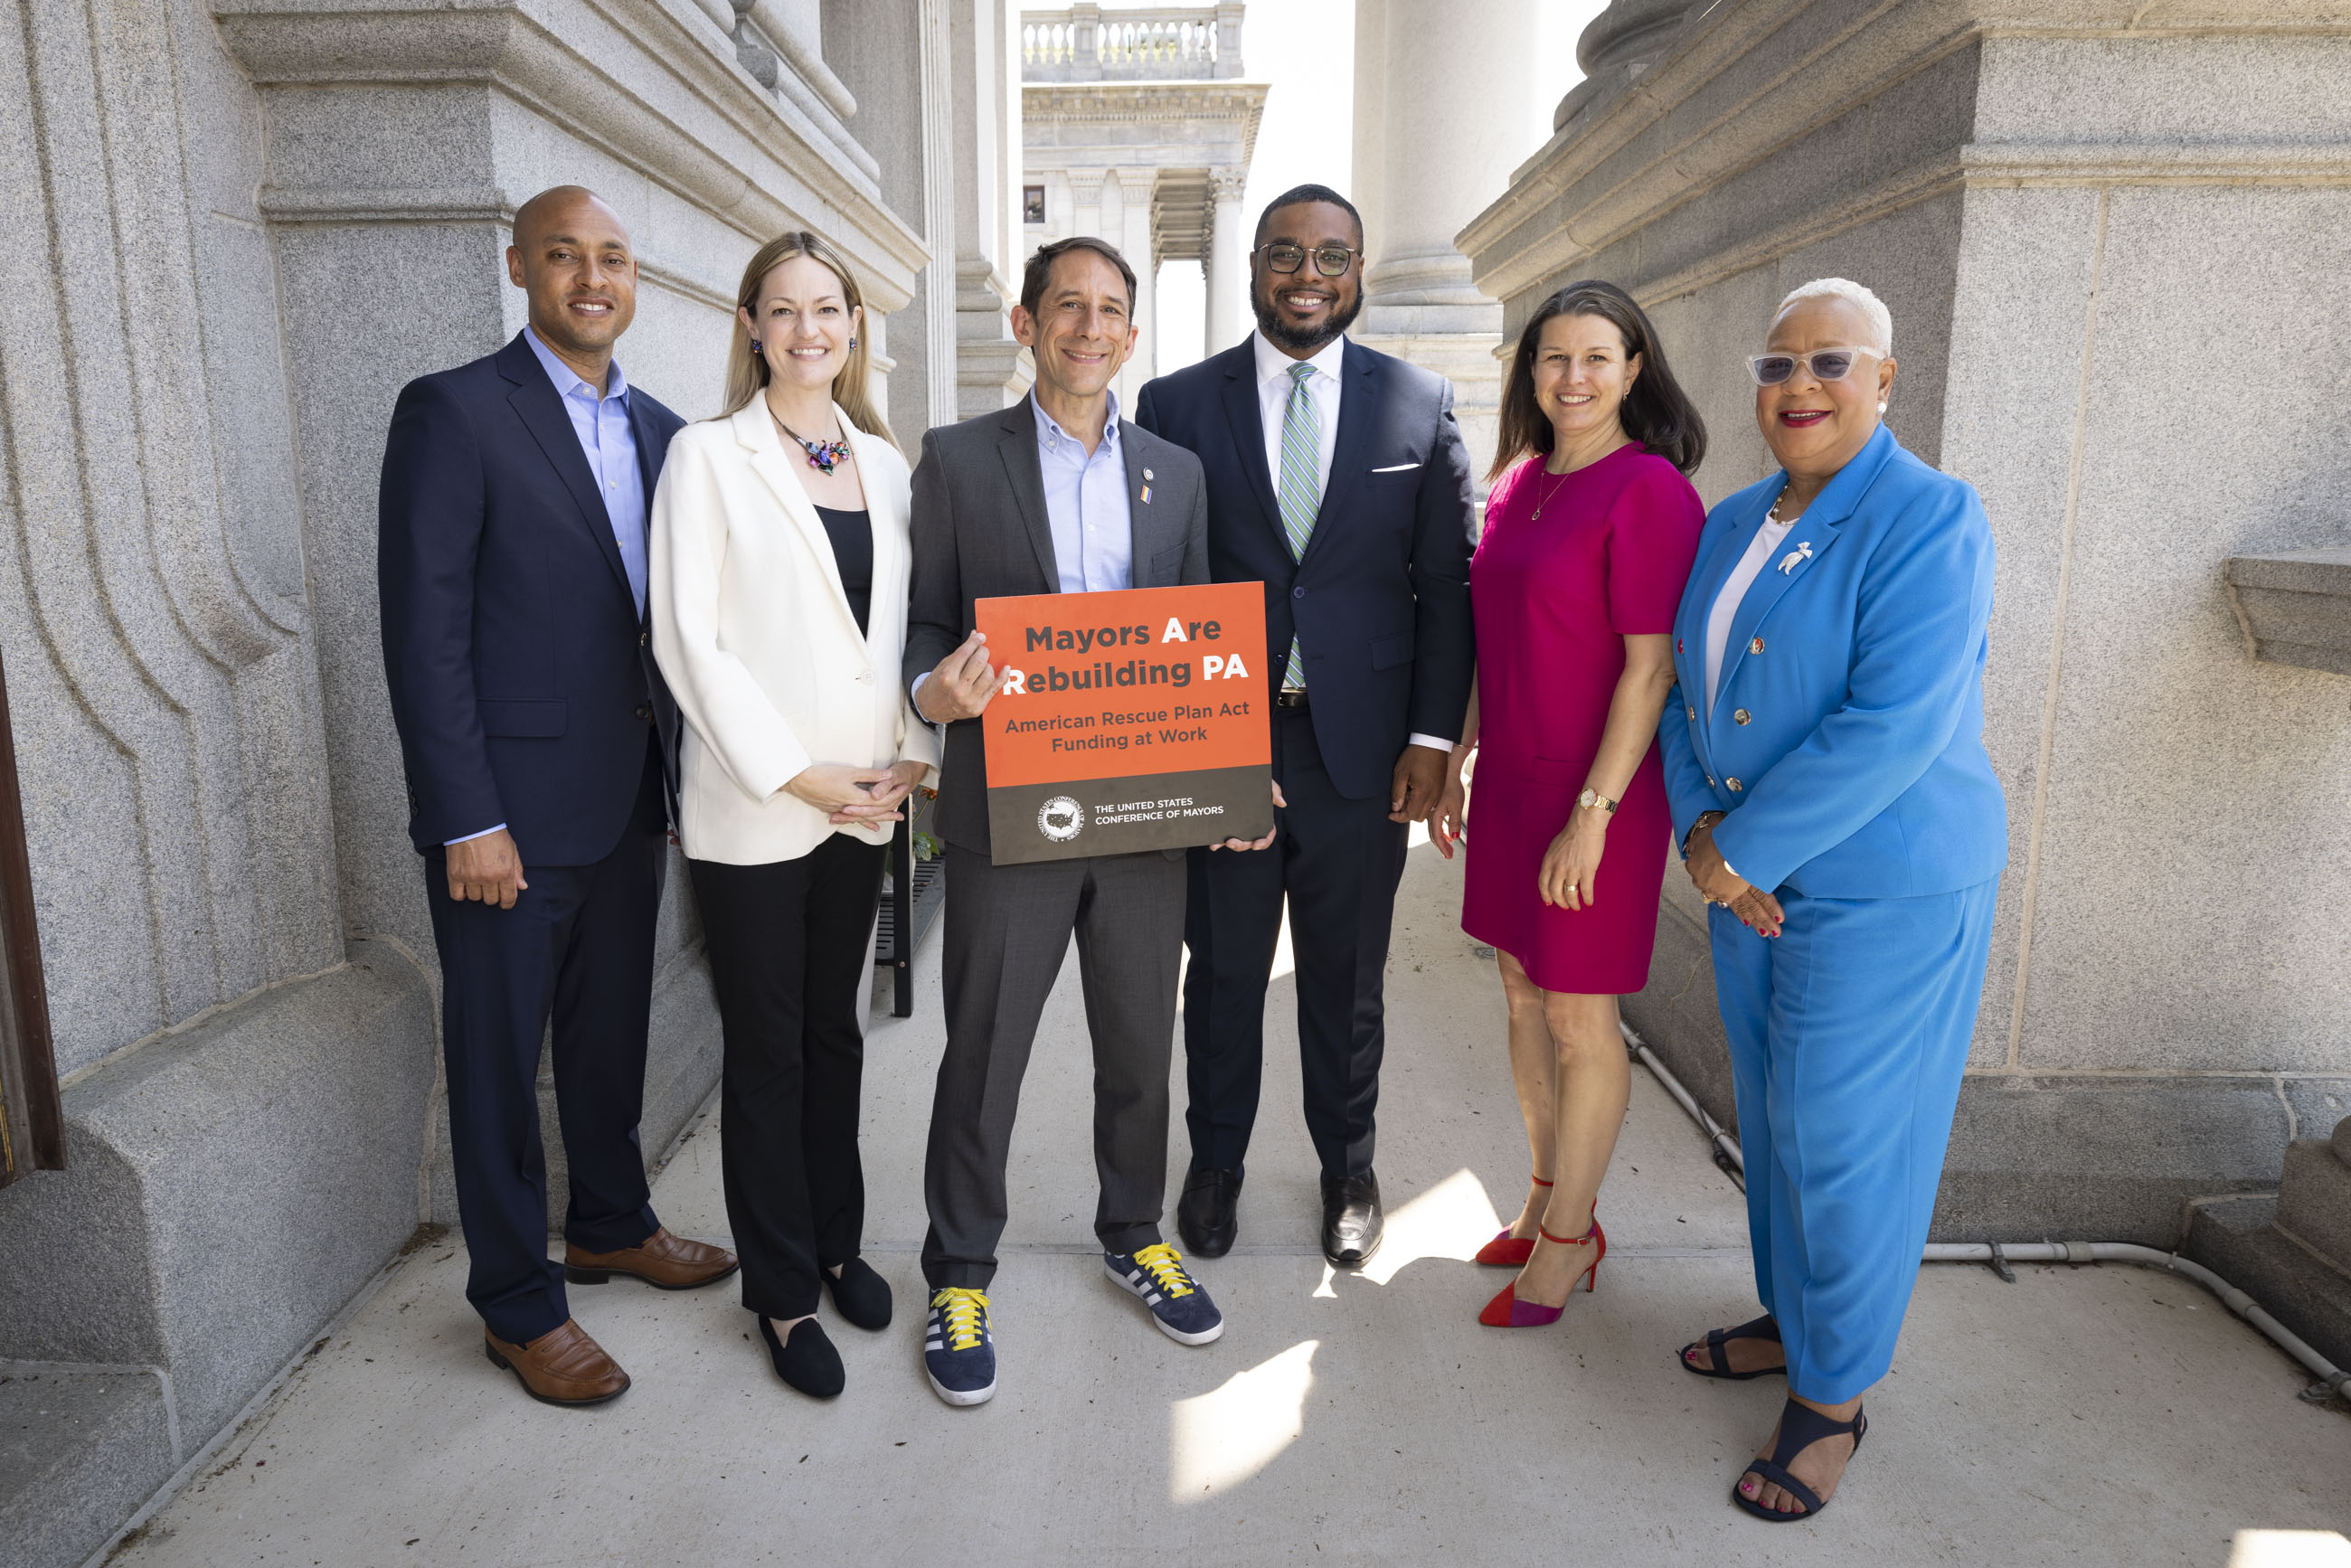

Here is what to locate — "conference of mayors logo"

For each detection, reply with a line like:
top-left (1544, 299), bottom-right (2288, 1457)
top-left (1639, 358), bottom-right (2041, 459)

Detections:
top-left (1038, 796), bottom-right (1084, 843)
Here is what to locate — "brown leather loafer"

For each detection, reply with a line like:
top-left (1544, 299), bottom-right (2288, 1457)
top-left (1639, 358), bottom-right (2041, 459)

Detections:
top-left (564, 1226), bottom-right (739, 1290)
top-left (485, 1318), bottom-right (629, 1406)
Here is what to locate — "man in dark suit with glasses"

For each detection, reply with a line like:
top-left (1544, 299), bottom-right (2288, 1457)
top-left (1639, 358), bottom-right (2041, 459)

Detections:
top-left (1135, 183), bottom-right (1477, 1267)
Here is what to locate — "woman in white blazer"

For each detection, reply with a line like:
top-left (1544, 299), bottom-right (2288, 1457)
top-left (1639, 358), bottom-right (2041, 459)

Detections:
top-left (650, 231), bottom-right (938, 1400)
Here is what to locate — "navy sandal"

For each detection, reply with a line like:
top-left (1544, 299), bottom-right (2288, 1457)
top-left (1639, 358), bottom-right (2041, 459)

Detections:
top-left (1732, 1398), bottom-right (1866, 1522)
top-left (1678, 1313), bottom-right (1785, 1380)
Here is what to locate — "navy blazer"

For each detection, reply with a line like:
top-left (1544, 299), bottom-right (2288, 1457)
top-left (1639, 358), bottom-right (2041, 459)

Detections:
top-left (1658, 425), bottom-right (2007, 898)
top-left (1135, 338), bottom-right (1477, 801)
top-left (379, 332), bottom-right (685, 865)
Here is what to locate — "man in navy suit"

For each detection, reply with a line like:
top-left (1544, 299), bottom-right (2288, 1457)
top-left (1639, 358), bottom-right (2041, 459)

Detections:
top-left (1136, 184), bottom-right (1476, 1266)
top-left (379, 185), bottom-right (736, 1406)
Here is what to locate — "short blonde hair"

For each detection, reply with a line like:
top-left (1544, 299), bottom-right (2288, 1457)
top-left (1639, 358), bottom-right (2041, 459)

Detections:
top-left (1775, 277), bottom-right (1893, 356)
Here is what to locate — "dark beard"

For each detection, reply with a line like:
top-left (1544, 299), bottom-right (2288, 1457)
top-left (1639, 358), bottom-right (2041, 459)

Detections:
top-left (1254, 287), bottom-right (1363, 354)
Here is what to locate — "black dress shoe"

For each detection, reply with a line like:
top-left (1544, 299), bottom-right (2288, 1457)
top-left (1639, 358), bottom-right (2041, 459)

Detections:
top-left (1320, 1169), bottom-right (1383, 1266)
top-left (1177, 1168), bottom-right (1242, 1258)
top-left (825, 1257), bottom-right (892, 1331)
top-left (759, 1314), bottom-right (845, 1399)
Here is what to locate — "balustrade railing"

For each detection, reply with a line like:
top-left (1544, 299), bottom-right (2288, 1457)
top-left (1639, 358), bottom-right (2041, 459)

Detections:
top-left (1021, 3), bottom-right (1243, 80)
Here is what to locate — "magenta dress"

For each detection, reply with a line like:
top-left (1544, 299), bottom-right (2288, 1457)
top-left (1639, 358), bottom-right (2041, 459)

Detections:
top-left (1462, 447), bottom-right (1704, 994)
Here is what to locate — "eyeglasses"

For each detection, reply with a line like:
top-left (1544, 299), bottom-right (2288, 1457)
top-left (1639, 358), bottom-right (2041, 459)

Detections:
top-left (1256, 242), bottom-right (1360, 278)
top-left (1747, 347), bottom-right (1880, 386)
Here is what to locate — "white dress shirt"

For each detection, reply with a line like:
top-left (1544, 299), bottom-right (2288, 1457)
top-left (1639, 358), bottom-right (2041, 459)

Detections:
top-left (1704, 509), bottom-right (1798, 713)
top-left (1250, 329), bottom-right (1453, 752)
top-left (1252, 328), bottom-right (1343, 501)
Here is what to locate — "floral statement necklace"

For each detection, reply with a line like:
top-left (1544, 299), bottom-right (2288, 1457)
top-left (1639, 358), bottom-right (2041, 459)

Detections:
top-left (771, 407), bottom-right (852, 476)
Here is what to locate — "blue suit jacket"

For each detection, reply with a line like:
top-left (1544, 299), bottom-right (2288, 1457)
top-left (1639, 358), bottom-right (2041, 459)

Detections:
top-left (378, 332), bottom-right (685, 864)
top-left (1659, 425), bottom-right (2006, 899)
top-left (1134, 338), bottom-right (1476, 800)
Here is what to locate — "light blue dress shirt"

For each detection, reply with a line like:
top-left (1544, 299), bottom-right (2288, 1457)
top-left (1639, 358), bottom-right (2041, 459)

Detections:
top-left (523, 325), bottom-right (647, 617)
top-left (1032, 390), bottom-right (1133, 593)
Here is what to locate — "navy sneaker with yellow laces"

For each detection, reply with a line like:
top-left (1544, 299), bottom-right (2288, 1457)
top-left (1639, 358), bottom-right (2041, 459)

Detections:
top-left (924, 1287), bottom-right (996, 1406)
top-left (1104, 1243), bottom-right (1223, 1346)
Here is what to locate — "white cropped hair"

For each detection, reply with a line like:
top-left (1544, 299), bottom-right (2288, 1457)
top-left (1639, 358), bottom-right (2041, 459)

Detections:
top-left (1776, 277), bottom-right (1893, 355)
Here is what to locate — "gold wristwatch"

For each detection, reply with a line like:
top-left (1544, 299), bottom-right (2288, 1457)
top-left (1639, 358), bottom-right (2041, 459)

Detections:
top-left (1577, 788), bottom-right (1619, 815)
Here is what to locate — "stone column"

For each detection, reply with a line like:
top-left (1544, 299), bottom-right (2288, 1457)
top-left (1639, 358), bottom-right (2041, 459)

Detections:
top-left (822, 0), bottom-right (961, 439)
top-left (1204, 165), bottom-right (1249, 357)
top-left (1112, 170), bottom-right (1158, 395)
top-left (953, 0), bottom-right (1031, 414)
top-left (918, 0), bottom-right (961, 432)
top-left (1551, 0), bottom-right (1700, 135)
top-left (1352, 0), bottom-right (1541, 480)
top-left (1072, 171), bottom-right (1104, 242)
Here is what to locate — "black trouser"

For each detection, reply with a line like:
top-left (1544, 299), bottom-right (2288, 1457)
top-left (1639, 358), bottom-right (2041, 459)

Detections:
top-left (690, 832), bottom-right (887, 1320)
top-left (426, 741), bottom-right (667, 1346)
top-left (1183, 704), bottom-right (1409, 1179)
top-left (921, 845), bottom-right (1186, 1289)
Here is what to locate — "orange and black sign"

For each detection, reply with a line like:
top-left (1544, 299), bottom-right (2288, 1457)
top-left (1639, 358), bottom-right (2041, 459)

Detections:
top-left (975, 582), bottom-right (1273, 864)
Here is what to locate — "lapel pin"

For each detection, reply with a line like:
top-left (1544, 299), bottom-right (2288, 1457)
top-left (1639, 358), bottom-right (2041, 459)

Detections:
top-left (1144, 468), bottom-right (1154, 480)
top-left (1776, 541), bottom-right (1813, 575)
top-left (1140, 486), bottom-right (1152, 505)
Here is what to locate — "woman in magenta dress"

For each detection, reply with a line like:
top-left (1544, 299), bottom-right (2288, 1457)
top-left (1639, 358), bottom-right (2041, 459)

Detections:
top-left (1431, 279), bottom-right (1705, 1327)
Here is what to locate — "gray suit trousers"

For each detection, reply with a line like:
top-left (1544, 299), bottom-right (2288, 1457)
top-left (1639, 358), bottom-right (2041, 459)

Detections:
top-left (921, 844), bottom-right (1186, 1288)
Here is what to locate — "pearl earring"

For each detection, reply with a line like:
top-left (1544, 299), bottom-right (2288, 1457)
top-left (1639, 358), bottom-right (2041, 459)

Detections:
top-left (1877, 401), bottom-right (1888, 413)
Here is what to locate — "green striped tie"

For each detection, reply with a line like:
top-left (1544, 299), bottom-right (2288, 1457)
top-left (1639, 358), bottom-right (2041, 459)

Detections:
top-left (1276, 361), bottom-right (1320, 688)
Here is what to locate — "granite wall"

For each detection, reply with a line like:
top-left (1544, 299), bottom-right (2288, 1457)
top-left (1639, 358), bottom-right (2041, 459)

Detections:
top-left (1459, 0), bottom-right (2351, 1244)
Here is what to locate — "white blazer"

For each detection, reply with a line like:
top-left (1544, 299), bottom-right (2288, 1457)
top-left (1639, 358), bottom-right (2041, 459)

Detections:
top-left (650, 400), bottom-right (939, 865)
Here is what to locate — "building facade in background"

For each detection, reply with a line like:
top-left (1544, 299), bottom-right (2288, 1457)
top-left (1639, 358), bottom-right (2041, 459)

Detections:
top-left (1019, 3), bottom-right (1264, 405)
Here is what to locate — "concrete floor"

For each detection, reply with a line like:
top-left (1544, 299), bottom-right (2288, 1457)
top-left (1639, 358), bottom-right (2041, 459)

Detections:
top-left (109, 842), bottom-right (2350, 1567)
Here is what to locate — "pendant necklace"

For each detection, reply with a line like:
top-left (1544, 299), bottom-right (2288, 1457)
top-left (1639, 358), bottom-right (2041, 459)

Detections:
top-left (1528, 464), bottom-right (1574, 524)
top-left (770, 404), bottom-right (852, 476)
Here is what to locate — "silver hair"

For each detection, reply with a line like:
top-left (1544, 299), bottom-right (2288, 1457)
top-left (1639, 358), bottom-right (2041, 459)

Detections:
top-left (1775, 277), bottom-right (1893, 356)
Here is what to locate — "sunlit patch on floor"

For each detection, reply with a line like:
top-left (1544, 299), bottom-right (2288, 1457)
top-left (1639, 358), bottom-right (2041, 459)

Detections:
top-left (2229, 1530), bottom-right (2351, 1567)
top-left (1356, 1167), bottom-right (1500, 1285)
top-left (1169, 1340), bottom-right (1319, 1500)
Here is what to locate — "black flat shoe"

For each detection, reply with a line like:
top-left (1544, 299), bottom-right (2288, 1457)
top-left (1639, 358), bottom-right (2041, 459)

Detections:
top-left (1679, 1313), bottom-right (1786, 1380)
top-left (758, 1315), bottom-right (844, 1399)
top-left (1733, 1399), bottom-right (1866, 1522)
top-left (825, 1257), bottom-right (892, 1331)
top-left (1177, 1167), bottom-right (1242, 1258)
top-left (1319, 1169), bottom-right (1383, 1266)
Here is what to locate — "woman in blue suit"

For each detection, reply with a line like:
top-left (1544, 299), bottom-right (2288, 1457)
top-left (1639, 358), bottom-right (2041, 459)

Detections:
top-left (1660, 278), bottom-right (2006, 1522)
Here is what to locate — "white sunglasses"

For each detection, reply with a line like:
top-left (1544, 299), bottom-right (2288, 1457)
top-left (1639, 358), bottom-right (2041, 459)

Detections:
top-left (1747, 346), bottom-right (1881, 386)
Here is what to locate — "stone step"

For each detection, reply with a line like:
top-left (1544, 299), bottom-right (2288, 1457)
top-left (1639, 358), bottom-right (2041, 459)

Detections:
top-left (0, 1361), bottom-right (177, 1568)
top-left (2184, 1195), bottom-right (2351, 1378)
top-left (2275, 1129), bottom-right (2351, 1279)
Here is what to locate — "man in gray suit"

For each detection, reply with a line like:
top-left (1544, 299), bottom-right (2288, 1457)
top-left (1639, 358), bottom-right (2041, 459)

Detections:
top-left (904, 237), bottom-right (1271, 1408)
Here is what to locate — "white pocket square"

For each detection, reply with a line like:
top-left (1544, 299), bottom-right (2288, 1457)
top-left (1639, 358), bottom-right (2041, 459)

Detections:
top-left (1371, 462), bottom-right (1420, 473)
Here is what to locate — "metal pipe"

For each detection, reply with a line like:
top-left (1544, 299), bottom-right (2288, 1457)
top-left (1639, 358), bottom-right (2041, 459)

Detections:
top-left (1619, 1020), bottom-right (1743, 1186)
top-left (1618, 1020), bottom-right (2351, 1403)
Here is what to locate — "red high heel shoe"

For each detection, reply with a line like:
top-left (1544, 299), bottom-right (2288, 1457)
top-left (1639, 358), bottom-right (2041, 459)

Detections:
top-left (1478, 1215), bottom-right (1606, 1327)
top-left (1474, 1176), bottom-right (1552, 1266)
